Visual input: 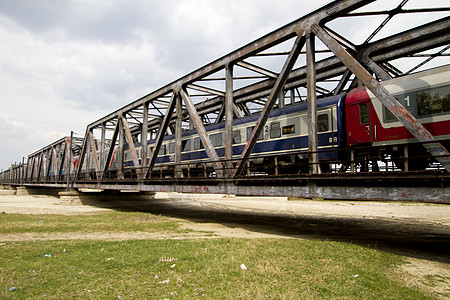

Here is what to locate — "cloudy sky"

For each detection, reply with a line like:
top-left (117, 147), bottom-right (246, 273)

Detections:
top-left (0, 0), bottom-right (448, 170)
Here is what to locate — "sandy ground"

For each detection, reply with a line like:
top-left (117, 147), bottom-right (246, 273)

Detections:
top-left (0, 189), bottom-right (449, 297)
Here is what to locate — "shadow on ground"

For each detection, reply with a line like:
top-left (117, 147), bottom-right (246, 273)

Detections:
top-left (85, 197), bottom-right (450, 264)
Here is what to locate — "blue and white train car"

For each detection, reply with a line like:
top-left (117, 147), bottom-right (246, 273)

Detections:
top-left (122, 94), bottom-right (347, 175)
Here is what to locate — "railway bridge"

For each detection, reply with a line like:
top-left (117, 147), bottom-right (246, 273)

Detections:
top-left (1, 0), bottom-right (450, 203)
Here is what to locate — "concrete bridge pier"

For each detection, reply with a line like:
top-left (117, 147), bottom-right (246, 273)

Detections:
top-left (58, 189), bottom-right (156, 206)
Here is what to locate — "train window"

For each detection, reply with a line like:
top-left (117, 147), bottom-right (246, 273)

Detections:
top-left (210, 133), bottom-right (222, 147)
top-left (158, 145), bottom-right (166, 155)
top-left (359, 104), bottom-right (369, 125)
top-left (182, 139), bottom-right (191, 152)
top-left (318, 114), bottom-right (329, 132)
top-left (282, 125), bottom-right (295, 135)
top-left (169, 142), bottom-right (175, 154)
top-left (384, 106), bottom-right (396, 122)
top-left (270, 122), bottom-right (281, 138)
top-left (417, 85), bottom-right (450, 117)
top-left (194, 137), bottom-right (204, 150)
top-left (233, 130), bottom-right (241, 144)
top-left (247, 126), bottom-right (263, 141)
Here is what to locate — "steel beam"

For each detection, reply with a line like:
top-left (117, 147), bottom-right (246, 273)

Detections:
top-left (102, 120), bottom-right (120, 179)
top-left (175, 95), bottom-right (183, 178)
top-left (180, 87), bottom-right (224, 177)
top-left (306, 32), bottom-right (320, 174)
top-left (146, 93), bottom-right (177, 178)
top-left (233, 32), bottom-right (306, 176)
top-left (58, 138), bottom-right (68, 179)
top-left (225, 63), bottom-right (234, 173)
top-left (142, 102), bottom-right (149, 170)
top-left (100, 123), bottom-right (106, 170)
top-left (311, 23), bottom-right (450, 172)
top-left (76, 130), bottom-right (89, 178)
top-left (88, 130), bottom-right (100, 179)
top-left (121, 116), bottom-right (142, 178)
top-left (236, 61), bottom-right (278, 78)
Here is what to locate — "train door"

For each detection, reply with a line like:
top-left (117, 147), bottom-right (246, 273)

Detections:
top-left (347, 100), bottom-right (372, 145)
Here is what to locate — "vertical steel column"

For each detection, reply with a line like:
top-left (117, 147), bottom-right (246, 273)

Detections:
top-left (279, 90), bottom-right (285, 108)
top-left (118, 117), bottom-right (125, 179)
top-left (142, 102), bottom-right (149, 171)
top-left (311, 23), bottom-right (450, 172)
top-left (306, 32), bottom-right (320, 174)
top-left (85, 135), bottom-right (92, 179)
top-left (225, 63), bottom-right (234, 175)
top-left (233, 32), bottom-right (305, 176)
top-left (180, 87), bottom-right (224, 177)
top-left (100, 123), bottom-right (106, 171)
top-left (175, 95), bottom-right (183, 178)
top-left (67, 131), bottom-right (73, 190)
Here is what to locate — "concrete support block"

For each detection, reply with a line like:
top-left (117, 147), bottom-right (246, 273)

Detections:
top-left (58, 190), bottom-right (156, 206)
top-left (58, 190), bottom-right (84, 206)
top-left (16, 187), bottom-right (29, 196)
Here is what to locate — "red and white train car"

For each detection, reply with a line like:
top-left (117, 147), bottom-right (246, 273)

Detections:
top-left (345, 64), bottom-right (450, 170)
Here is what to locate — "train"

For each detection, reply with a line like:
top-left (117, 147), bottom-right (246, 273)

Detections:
top-left (107, 64), bottom-right (449, 177)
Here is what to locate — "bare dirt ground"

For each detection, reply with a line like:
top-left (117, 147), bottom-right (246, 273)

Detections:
top-left (0, 189), bottom-right (449, 297)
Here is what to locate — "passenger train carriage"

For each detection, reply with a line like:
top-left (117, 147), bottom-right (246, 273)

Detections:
top-left (93, 64), bottom-right (450, 177)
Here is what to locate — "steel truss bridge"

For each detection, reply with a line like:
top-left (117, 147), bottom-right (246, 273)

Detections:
top-left (1, 0), bottom-right (450, 203)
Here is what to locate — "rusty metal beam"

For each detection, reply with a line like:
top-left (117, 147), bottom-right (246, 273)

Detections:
top-left (236, 61), bottom-right (278, 78)
top-left (180, 87), bottom-right (224, 177)
top-left (100, 123), bottom-right (106, 171)
top-left (311, 23), bottom-right (450, 172)
top-left (187, 84), bottom-right (225, 97)
top-left (142, 102), bottom-right (149, 170)
top-left (225, 63), bottom-right (234, 174)
top-left (175, 95), bottom-right (183, 178)
top-left (58, 138), bottom-right (68, 178)
top-left (233, 32), bottom-right (306, 176)
top-left (306, 32), bottom-right (320, 174)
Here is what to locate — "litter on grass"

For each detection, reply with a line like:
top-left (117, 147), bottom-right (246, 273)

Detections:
top-left (240, 264), bottom-right (247, 270)
top-left (159, 256), bottom-right (178, 262)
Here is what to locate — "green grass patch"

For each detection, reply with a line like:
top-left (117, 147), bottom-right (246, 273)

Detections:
top-left (0, 212), bottom-right (181, 234)
top-left (0, 238), bottom-right (432, 299)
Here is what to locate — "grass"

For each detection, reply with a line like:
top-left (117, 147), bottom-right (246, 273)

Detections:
top-left (0, 212), bottom-right (181, 234)
top-left (0, 212), bottom-right (436, 299)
